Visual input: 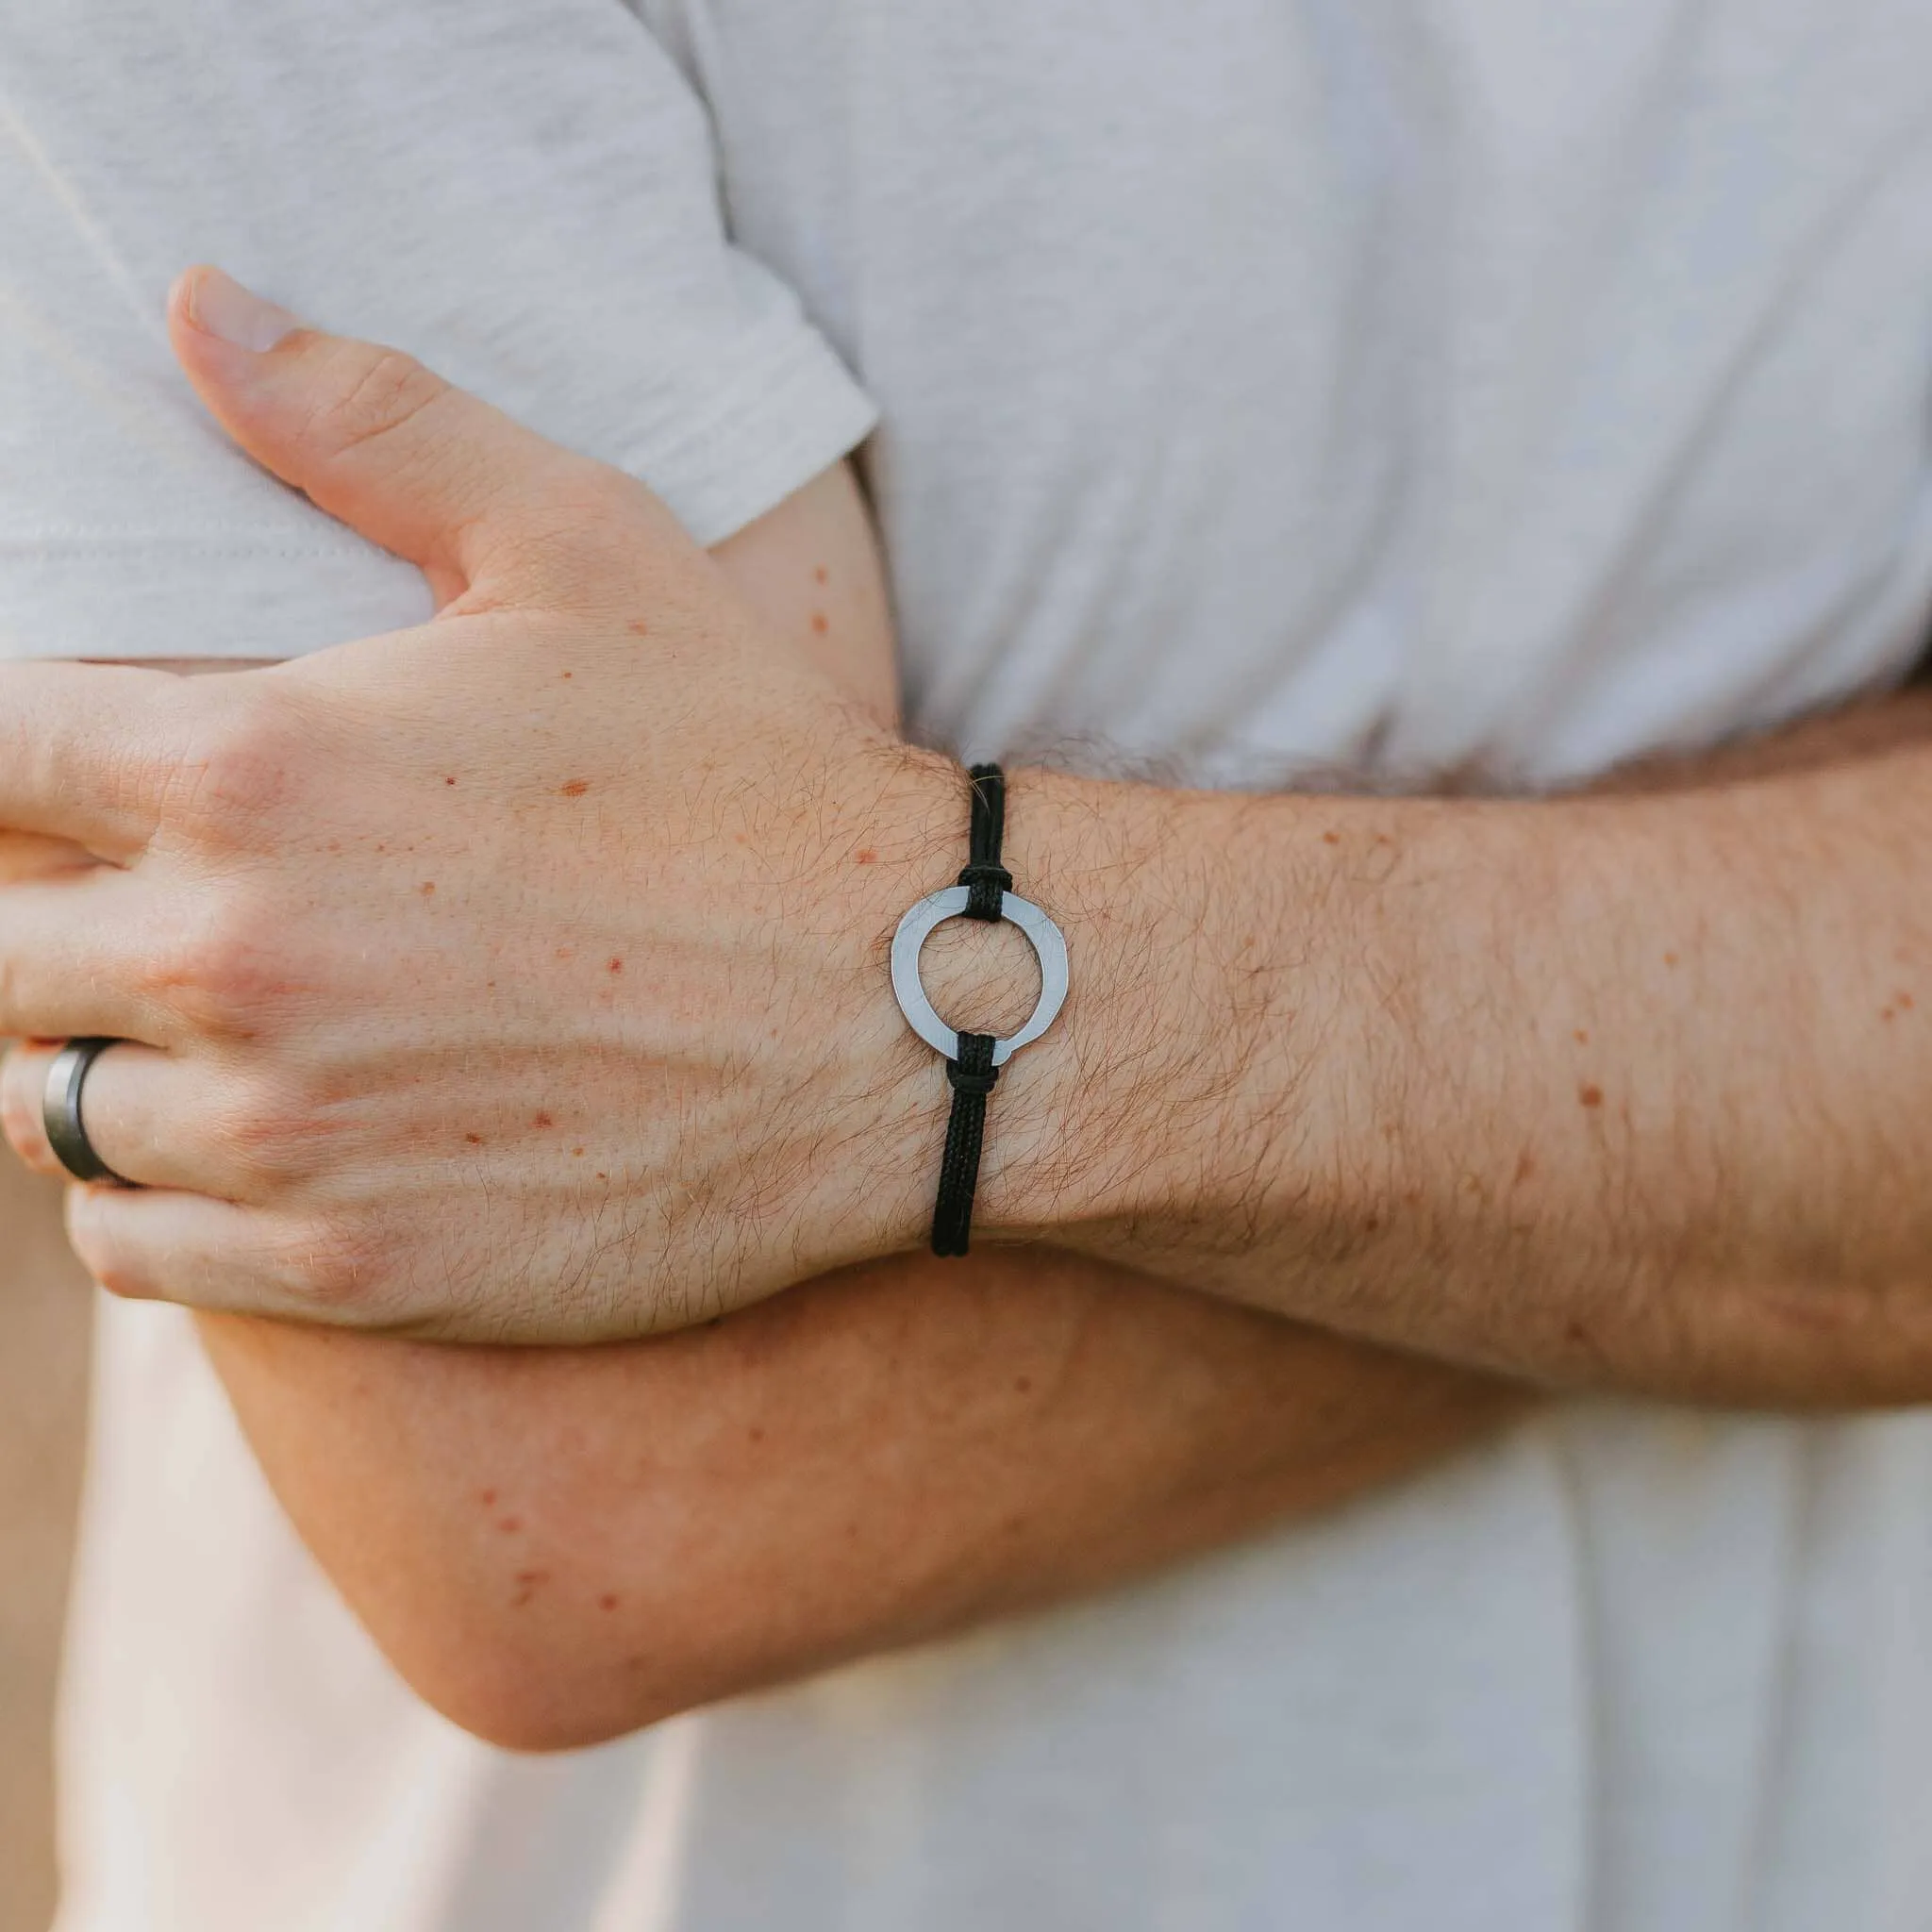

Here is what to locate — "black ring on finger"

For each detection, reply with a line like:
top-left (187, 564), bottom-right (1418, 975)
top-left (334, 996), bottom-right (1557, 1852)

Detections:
top-left (42, 1038), bottom-right (135, 1187)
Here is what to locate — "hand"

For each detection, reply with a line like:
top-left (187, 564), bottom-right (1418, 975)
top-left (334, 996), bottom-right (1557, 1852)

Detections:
top-left (0, 268), bottom-right (958, 1341)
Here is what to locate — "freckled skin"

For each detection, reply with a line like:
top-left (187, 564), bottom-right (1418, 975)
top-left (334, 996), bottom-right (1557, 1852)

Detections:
top-left (1578, 1084), bottom-right (1604, 1108)
top-left (810, 612), bottom-right (829, 635)
top-left (608, 957), bottom-right (624, 974)
top-left (855, 848), bottom-right (877, 865)
top-left (559, 779), bottom-right (590, 798)
top-left (627, 619), bottom-right (649, 637)
top-left (533, 1112), bottom-right (554, 1129)
top-left (1573, 1029), bottom-right (1590, 1044)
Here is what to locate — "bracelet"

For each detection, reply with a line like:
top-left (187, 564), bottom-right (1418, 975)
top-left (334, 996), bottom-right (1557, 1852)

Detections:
top-left (891, 763), bottom-right (1069, 1256)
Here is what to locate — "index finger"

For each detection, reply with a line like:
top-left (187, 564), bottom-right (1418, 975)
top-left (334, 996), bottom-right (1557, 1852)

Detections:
top-left (0, 659), bottom-right (178, 858)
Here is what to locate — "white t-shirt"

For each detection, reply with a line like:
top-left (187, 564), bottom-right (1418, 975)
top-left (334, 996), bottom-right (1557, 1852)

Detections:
top-left (11, 2), bottom-right (1932, 1926)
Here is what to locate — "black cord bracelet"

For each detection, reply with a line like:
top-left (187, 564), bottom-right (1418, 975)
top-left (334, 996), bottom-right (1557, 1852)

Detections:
top-left (890, 763), bottom-right (1069, 1257)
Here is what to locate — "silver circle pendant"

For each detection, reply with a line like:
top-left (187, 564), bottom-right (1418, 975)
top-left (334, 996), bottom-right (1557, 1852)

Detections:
top-left (891, 886), bottom-right (1069, 1067)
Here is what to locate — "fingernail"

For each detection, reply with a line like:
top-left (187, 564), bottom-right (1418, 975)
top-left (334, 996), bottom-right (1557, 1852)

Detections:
top-left (181, 266), bottom-right (302, 353)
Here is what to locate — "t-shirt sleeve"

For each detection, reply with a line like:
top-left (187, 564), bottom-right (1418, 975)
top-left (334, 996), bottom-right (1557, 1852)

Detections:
top-left (0, 0), bottom-right (877, 661)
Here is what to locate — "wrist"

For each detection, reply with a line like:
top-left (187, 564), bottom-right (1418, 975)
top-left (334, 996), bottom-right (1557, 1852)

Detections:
top-left (927, 768), bottom-right (1430, 1282)
top-left (839, 757), bottom-right (1287, 1257)
top-left (816, 748), bottom-right (1431, 1282)
top-left (976, 769), bottom-right (1308, 1249)
top-left (804, 746), bottom-right (1135, 1263)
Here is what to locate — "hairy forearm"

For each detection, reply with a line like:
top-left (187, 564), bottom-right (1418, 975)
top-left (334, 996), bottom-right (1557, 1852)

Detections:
top-left (198, 1256), bottom-right (1517, 1751)
top-left (958, 690), bottom-right (1932, 1404)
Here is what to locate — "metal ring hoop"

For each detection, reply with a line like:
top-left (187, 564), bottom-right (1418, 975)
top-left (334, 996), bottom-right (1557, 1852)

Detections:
top-left (890, 886), bottom-right (1069, 1068)
top-left (42, 1037), bottom-right (132, 1186)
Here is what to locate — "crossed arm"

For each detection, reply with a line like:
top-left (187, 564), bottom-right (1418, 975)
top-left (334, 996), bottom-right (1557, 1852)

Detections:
top-left (192, 461), bottom-right (1930, 1755)
top-left (183, 462), bottom-right (1524, 1752)
top-left (7, 290), bottom-right (1932, 1755)
top-left (0, 321), bottom-right (1522, 1754)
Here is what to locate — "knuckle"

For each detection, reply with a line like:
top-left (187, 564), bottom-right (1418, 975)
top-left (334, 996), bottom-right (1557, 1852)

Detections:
top-left (306, 342), bottom-right (449, 463)
top-left (265, 1211), bottom-right (394, 1322)
top-left (217, 1070), bottom-right (321, 1185)
top-left (165, 687), bottom-right (310, 845)
top-left (142, 889), bottom-right (288, 1031)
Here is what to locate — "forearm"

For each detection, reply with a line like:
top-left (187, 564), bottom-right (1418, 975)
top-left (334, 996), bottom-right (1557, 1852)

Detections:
top-left (949, 691), bottom-right (1932, 1404)
top-left (197, 1256), bottom-right (1517, 1751)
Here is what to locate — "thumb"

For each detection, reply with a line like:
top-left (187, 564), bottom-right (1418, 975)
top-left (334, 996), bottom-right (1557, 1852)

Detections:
top-left (168, 265), bottom-right (664, 604)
